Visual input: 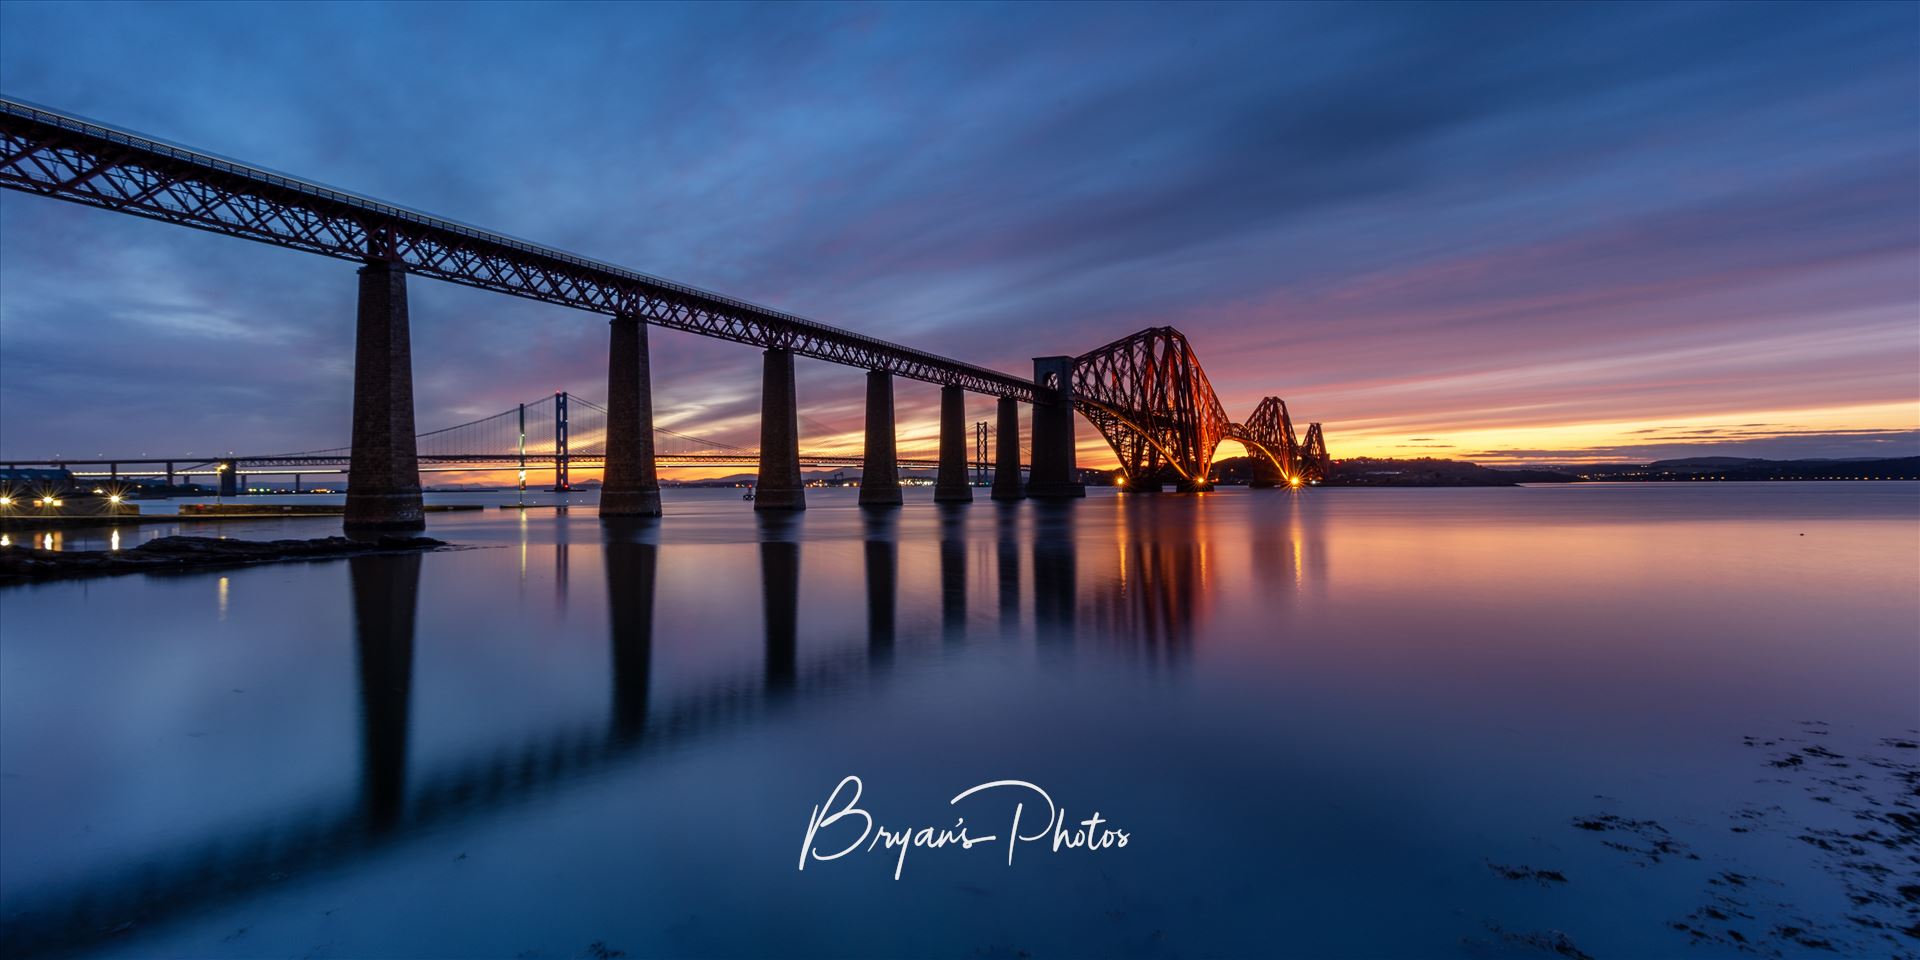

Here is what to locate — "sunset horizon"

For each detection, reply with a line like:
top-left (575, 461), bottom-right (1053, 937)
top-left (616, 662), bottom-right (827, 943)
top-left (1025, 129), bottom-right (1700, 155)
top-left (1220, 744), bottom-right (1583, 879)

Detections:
top-left (2, 3), bottom-right (1915, 472)
top-left (2, 4), bottom-right (1915, 959)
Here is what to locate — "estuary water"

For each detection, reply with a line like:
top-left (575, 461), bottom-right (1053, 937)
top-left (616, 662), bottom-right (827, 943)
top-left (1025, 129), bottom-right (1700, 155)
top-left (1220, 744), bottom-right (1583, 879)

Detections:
top-left (2, 483), bottom-right (1916, 959)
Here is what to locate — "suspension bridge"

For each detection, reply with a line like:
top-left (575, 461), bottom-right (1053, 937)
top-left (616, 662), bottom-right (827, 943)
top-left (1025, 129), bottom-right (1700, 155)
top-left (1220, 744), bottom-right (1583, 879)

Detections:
top-left (7, 360), bottom-right (1330, 495)
top-left (0, 97), bottom-right (1330, 526)
top-left (6, 392), bottom-right (958, 494)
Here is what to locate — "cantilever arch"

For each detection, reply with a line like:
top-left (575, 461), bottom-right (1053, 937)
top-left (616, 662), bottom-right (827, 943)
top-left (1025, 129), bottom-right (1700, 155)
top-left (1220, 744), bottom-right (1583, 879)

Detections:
top-left (858, 370), bottom-right (902, 506)
top-left (344, 259), bottom-right (426, 534)
top-left (1025, 356), bottom-right (1085, 498)
top-left (600, 315), bottom-right (663, 518)
top-left (756, 347), bottom-right (805, 510)
top-left (992, 396), bottom-right (1024, 501)
top-left (934, 384), bottom-right (973, 503)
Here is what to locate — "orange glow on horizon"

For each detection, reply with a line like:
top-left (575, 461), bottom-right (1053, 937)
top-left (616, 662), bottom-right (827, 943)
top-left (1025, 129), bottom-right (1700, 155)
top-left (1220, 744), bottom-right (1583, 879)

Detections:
top-left (406, 395), bottom-right (1914, 489)
top-left (1322, 400), bottom-right (1919, 464)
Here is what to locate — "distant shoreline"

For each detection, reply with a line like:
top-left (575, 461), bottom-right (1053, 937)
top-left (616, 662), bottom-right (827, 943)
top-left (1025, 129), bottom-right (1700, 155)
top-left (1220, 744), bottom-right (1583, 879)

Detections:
top-left (1207, 454), bottom-right (1919, 488)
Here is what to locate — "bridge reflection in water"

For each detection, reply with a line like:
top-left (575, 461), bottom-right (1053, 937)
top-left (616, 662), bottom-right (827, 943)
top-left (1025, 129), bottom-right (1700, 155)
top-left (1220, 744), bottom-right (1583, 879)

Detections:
top-left (604, 531), bottom-right (656, 747)
top-left (864, 509), bottom-right (898, 666)
top-left (0, 496), bottom-right (1322, 957)
top-left (351, 553), bottom-right (419, 836)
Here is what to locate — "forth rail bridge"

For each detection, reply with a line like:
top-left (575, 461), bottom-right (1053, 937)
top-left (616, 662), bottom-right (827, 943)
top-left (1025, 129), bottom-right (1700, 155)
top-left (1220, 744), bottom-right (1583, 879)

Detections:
top-left (0, 97), bottom-right (1329, 530)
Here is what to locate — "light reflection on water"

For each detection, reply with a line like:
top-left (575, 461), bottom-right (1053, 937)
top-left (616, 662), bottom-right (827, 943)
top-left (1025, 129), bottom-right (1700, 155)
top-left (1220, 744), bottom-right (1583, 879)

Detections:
top-left (0, 484), bottom-right (1916, 958)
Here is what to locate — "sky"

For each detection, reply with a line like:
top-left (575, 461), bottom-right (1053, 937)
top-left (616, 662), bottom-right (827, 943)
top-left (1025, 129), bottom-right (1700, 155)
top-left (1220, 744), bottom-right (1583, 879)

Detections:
top-left (1, 0), bottom-right (1915, 475)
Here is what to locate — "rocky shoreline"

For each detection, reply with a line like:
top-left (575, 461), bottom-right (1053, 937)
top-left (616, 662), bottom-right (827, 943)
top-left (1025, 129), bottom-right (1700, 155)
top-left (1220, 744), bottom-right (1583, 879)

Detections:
top-left (0, 535), bottom-right (446, 583)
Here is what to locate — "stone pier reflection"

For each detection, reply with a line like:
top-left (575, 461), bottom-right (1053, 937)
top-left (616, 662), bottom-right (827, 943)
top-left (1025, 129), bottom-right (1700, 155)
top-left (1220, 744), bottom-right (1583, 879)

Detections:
top-left (760, 514), bottom-right (801, 692)
top-left (997, 504), bottom-right (1021, 630)
top-left (604, 526), bottom-right (659, 745)
top-left (863, 508), bottom-right (898, 665)
top-left (940, 504), bottom-right (968, 642)
top-left (1032, 503), bottom-right (1078, 647)
top-left (349, 553), bottom-right (421, 834)
top-left (0, 511), bottom-right (942, 958)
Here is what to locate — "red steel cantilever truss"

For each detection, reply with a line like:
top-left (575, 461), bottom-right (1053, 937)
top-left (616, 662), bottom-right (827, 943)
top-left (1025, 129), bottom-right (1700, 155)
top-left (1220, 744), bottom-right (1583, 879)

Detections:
top-left (1072, 327), bottom-right (1326, 488)
top-left (1236, 397), bottom-right (1299, 482)
top-left (1073, 327), bottom-right (1232, 488)
top-left (0, 97), bottom-right (1034, 401)
top-left (1299, 423), bottom-right (1330, 481)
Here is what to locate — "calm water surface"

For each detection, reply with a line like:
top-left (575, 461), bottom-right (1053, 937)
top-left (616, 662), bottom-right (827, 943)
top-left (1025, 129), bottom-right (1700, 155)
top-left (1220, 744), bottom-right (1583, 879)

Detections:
top-left (2, 484), bottom-right (1916, 958)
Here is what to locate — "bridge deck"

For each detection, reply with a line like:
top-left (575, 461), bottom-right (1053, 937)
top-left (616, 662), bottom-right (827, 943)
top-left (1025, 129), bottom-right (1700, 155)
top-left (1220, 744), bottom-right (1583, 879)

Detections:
top-left (0, 97), bottom-right (1036, 400)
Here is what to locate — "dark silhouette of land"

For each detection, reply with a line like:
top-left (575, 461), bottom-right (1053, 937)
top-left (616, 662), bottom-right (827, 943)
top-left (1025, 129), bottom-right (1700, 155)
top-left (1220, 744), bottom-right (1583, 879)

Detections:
top-left (1565, 456), bottom-right (1919, 482)
top-left (1204, 455), bottom-right (1920, 487)
top-left (1211, 455), bottom-right (1573, 486)
top-left (0, 535), bottom-right (444, 582)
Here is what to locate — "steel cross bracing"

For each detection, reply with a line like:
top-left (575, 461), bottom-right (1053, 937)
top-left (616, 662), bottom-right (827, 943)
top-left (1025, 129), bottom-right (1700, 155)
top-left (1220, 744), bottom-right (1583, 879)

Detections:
top-left (1072, 327), bottom-right (1328, 486)
top-left (1235, 397), bottom-right (1300, 480)
top-left (1072, 327), bottom-right (1231, 486)
top-left (0, 97), bottom-right (1035, 401)
top-left (1298, 423), bottom-right (1330, 481)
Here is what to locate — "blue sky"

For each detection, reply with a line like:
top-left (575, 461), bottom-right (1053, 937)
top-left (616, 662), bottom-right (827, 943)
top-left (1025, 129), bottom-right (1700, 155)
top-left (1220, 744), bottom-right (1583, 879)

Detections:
top-left (1, 1), bottom-right (1915, 466)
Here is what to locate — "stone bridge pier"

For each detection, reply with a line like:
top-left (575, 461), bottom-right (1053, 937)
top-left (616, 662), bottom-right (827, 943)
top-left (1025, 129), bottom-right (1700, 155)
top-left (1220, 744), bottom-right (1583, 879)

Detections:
top-left (859, 370), bottom-right (902, 507)
top-left (343, 259), bottom-right (425, 535)
top-left (934, 385), bottom-right (973, 503)
top-left (755, 347), bottom-right (805, 511)
top-left (600, 315), bottom-right (663, 519)
top-left (1025, 356), bottom-right (1084, 499)
top-left (992, 396), bottom-right (1024, 501)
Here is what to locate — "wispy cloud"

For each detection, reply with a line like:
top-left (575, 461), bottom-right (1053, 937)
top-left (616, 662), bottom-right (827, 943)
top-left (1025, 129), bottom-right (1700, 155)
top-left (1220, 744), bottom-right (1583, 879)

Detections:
top-left (0, 2), bottom-right (1913, 466)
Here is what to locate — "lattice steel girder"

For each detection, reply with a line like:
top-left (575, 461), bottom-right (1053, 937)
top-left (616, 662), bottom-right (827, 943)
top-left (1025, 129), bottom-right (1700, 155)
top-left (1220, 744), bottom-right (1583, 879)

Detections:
top-left (1299, 423), bottom-right (1330, 480)
top-left (0, 98), bottom-right (1035, 401)
top-left (1227, 396), bottom-right (1299, 479)
top-left (1072, 327), bottom-right (1232, 483)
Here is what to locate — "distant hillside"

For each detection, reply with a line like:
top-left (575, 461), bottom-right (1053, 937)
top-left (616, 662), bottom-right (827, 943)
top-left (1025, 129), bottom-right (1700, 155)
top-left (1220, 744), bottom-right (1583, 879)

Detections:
top-left (663, 469), bottom-right (939, 487)
top-left (662, 469), bottom-right (865, 487)
top-left (1573, 456), bottom-right (1918, 481)
top-left (1324, 457), bottom-right (1576, 486)
top-left (1209, 456), bottom-right (1575, 487)
top-left (663, 455), bottom-right (1917, 489)
top-left (1647, 456), bottom-right (1765, 467)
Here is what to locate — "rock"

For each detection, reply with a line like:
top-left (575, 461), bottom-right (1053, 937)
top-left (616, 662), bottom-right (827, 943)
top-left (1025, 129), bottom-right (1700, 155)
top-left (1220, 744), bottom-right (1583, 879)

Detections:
top-left (0, 535), bottom-right (446, 583)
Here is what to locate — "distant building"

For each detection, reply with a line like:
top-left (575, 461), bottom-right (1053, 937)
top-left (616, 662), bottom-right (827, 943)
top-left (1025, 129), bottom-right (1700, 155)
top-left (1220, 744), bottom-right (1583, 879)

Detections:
top-left (0, 467), bottom-right (72, 490)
